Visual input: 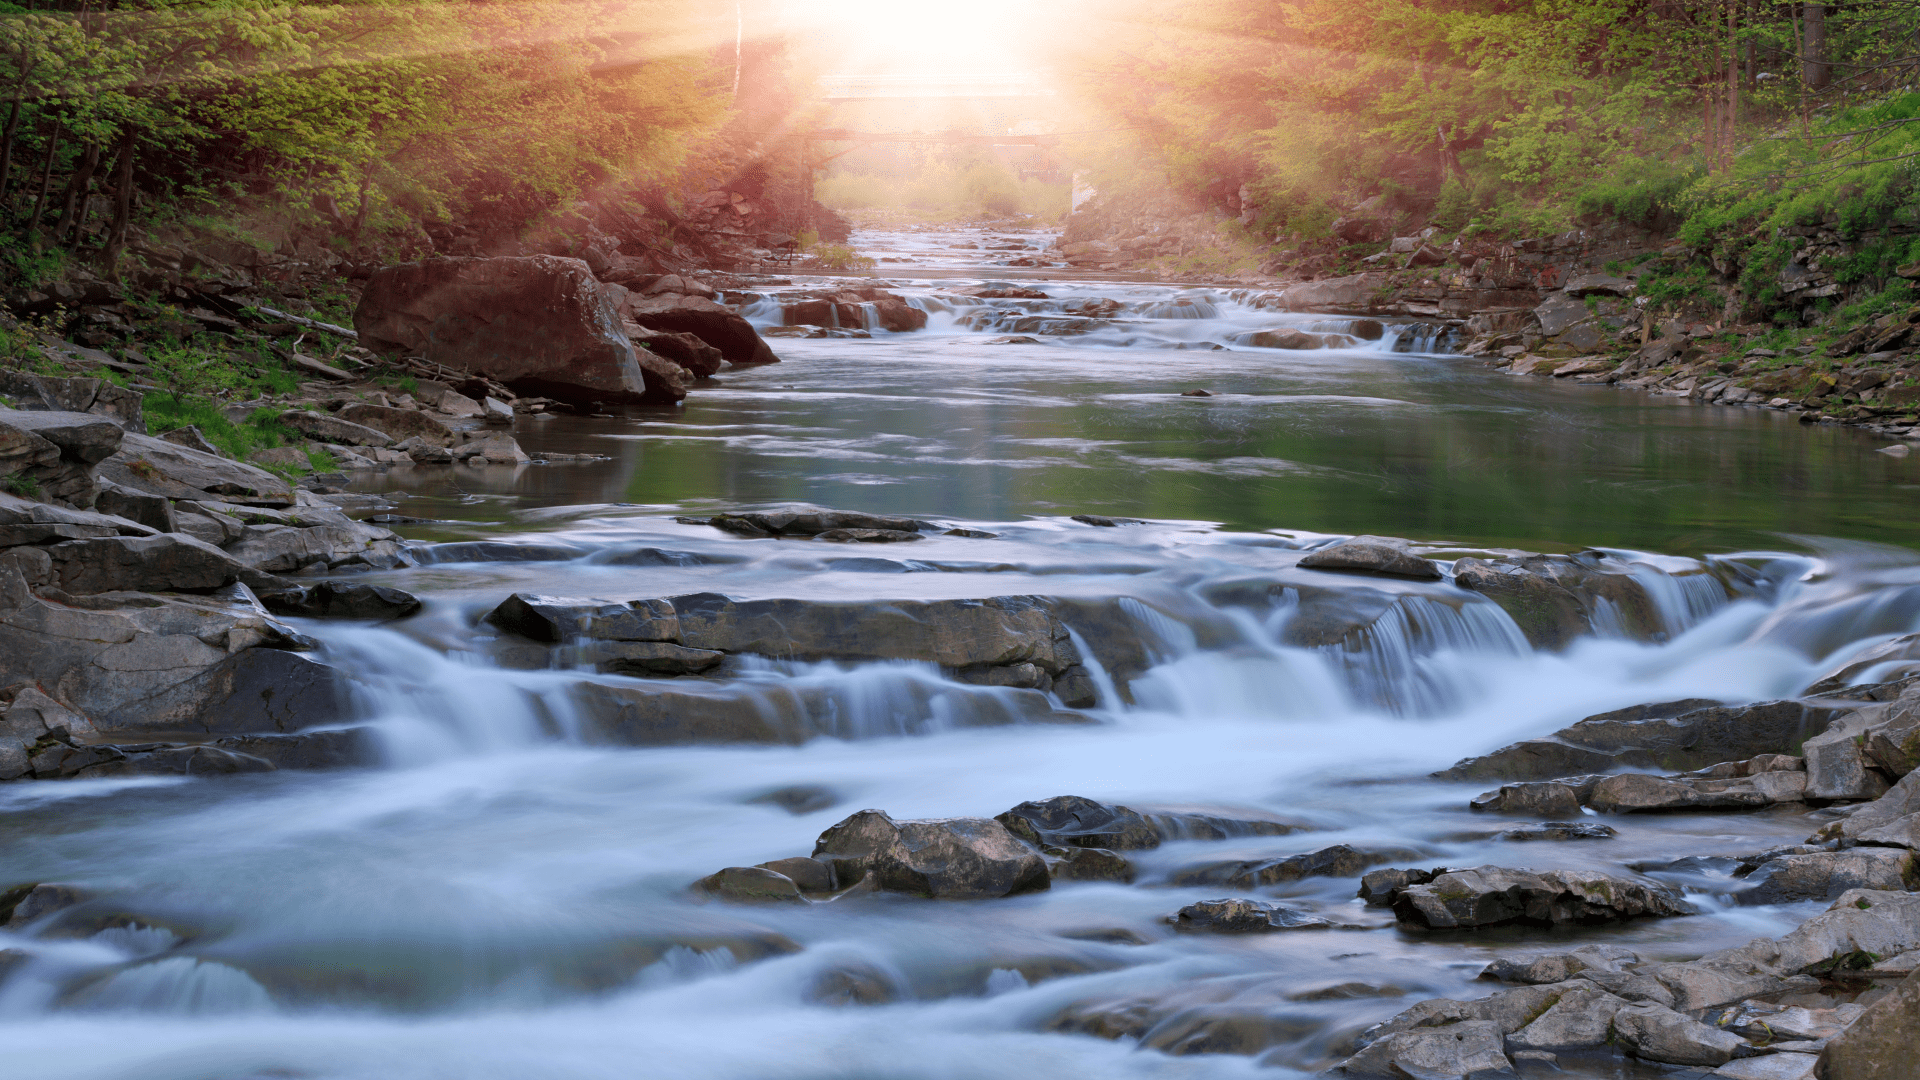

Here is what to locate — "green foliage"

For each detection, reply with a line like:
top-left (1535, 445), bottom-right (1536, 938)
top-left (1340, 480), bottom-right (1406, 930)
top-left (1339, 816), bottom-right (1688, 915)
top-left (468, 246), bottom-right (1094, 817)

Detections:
top-left (806, 243), bottom-right (876, 271)
top-left (2, 474), bottom-right (41, 499)
top-left (144, 396), bottom-right (302, 463)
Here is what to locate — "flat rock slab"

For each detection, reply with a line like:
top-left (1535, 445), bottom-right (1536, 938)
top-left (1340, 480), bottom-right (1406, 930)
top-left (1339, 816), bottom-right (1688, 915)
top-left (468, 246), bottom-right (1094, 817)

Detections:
top-left (1297, 535), bottom-right (1441, 580)
top-left (0, 406), bottom-right (125, 463)
top-left (1170, 898), bottom-right (1340, 933)
top-left (279, 410), bottom-right (393, 447)
top-left (97, 432), bottom-right (294, 507)
top-left (1383, 865), bottom-right (1691, 929)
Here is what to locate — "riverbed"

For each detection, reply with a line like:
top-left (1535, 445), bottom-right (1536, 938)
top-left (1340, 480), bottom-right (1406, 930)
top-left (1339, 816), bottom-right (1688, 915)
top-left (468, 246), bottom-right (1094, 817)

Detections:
top-left (3, 222), bottom-right (1919, 1079)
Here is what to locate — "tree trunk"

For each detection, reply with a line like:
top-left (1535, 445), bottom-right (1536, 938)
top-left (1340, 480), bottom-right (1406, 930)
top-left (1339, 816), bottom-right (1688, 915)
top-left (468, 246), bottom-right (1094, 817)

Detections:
top-left (0, 96), bottom-right (23, 204)
top-left (99, 127), bottom-right (135, 279)
top-left (27, 119), bottom-right (60, 245)
top-left (1727, 1), bottom-right (1739, 170)
top-left (52, 141), bottom-right (100, 246)
top-left (1803, 3), bottom-right (1829, 91)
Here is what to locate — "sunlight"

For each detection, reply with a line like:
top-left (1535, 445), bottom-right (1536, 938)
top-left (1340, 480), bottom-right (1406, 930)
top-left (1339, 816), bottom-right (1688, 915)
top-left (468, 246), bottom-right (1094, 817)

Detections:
top-left (766, 0), bottom-right (1051, 76)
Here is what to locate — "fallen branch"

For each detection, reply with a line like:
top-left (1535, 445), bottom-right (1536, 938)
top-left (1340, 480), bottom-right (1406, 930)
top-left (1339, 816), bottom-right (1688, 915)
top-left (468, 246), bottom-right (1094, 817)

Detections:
top-left (253, 305), bottom-right (359, 340)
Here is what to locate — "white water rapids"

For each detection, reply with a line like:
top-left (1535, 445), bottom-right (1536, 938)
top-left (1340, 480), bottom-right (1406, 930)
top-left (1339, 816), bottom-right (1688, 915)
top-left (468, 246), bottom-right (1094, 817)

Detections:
top-left (3, 223), bottom-right (1920, 1080)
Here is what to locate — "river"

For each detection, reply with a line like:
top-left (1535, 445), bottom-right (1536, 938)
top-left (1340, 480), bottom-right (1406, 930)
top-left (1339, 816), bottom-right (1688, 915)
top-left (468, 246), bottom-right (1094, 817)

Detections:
top-left (2, 222), bottom-right (1918, 1079)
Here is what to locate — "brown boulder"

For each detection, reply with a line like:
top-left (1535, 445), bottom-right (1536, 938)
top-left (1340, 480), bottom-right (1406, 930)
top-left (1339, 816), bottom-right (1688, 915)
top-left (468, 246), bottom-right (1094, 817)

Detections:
top-left (625, 293), bottom-right (780, 366)
top-left (353, 255), bottom-right (683, 406)
top-left (335, 404), bottom-right (454, 448)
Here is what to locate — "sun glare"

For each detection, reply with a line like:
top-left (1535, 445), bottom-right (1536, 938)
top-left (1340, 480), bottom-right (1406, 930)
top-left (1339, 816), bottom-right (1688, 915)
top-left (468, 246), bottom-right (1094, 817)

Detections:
top-left (767, 0), bottom-right (1050, 77)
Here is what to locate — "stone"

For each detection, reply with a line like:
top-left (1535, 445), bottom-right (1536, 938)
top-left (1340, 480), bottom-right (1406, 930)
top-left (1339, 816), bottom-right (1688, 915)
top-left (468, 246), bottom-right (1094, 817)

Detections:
top-left (355, 255), bottom-right (685, 405)
top-left (257, 580), bottom-right (422, 621)
top-left (1611, 1001), bottom-right (1749, 1065)
top-left (1361, 867), bottom-right (1434, 906)
top-left (1470, 781), bottom-right (1584, 817)
top-left (1737, 849), bottom-right (1916, 905)
top-left (1170, 898), bottom-right (1336, 933)
top-left (585, 640), bottom-right (726, 676)
top-left (335, 404), bottom-right (454, 448)
top-left (1047, 847), bottom-right (1134, 883)
top-left (693, 866), bottom-right (805, 903)
top-left (1481, 944), bottom-right (1640, 985)
top-left (1805, 712), bottom-right (1896, 800)
top-left (623, 292), bottom-right (780, 367)
top-left (810, 809), bottom-right (1049, 899)
top-left (1239, 328), bottom-right (1327, 350)
top-left (483, 397), bottom-right (514, 424)
top-left (1493, 821), bottom-right (1617, 841)
top-left (279, 410), bottom-right (393, 447)
top-left (1438, 696), bottom-right (1841, 782)
top-left (1713, 1056), bottom-right (1819, 1080)
top-left (158, 426), bottom-right (224, 455)
top-left (0, 371), bottom-right (143, 432)
top-left (1865, 706), bottom-right (1920, 777)
top-left (0, 406), bottom-right (125, 464)
top-left (222, 522), bottom-right (405, 573)
top-left (1336, 1020), bottom-right (1514, 1079)
top-left (706, 508), bottom-right (923, 538)
top-left (1809, 635), bottom-right (1920, 695)
top-left (45, 533), bottom-right (246, 594)
top-left (996, 795), bottom-right (1162, 850)
top-left (398, 436), bottom-right (453, 464)
top-left (1855, 812), bottom-right (1920, 850)
top-left (0, 415), bottom-right (62, 481)
top-left (1450, 551), bottom-right (1670, 649)
top-left (1563, 273), bottom-right (1636, 298)
top-left (1505, 986), bottom-right (1628, 1052)
top-left (1587, 769), bottom-right (1810, 812)
top-left (815, 528), bottom-right (921, 543)
top-left (455, 433), bottom-right (529, 465)
top-left (1813, 769), bottom-right (1920, 843)
top-left (1298, 535), bottom-right (1441, 579)
top-left (487, 594), bottom-right (679, 643)
top-left (249, 446), bottom-right (307, 468)
top-left (628, 326), bottom-right (725, 378)
top-left (1818, 967), bottom-right (1920, 1080)
top-left (93, 479), bottom-right (175, 533)
top-left (97, 431), bottom-right (294, 507)
top-left (1387, 866), bottom-right (1692, 929)
top-left (1, 882), bottom-right (91, 927)
top-left (1171, 844), bottom-right (1422, 888)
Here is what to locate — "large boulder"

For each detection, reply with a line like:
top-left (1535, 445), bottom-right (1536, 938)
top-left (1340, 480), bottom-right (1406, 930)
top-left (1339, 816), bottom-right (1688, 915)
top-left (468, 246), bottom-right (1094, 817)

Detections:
top-left (278, 410), bottom-right (392, 447)
top-left (810, 809), bottom-right (1050, 898)
top-left (45, 533), bottom-right (247, 594)
top-left (1820, 967), bottom-right (1920, 1080)
top-left (623, 292), bottom-right (780, 366)
top-left (0, 371), bottom-right (144, 432)
top-left (353, 255), bottom-right (685, 406)
top-left (1379, 865), bottom-right (1691, 929)
top-left (627, 325), bottom-right (724, 378)
top-left (1297, 535), bottom-right (1441, 580)
top-left (96, 432), bottom-right (294, 507)
top-left (1452, 551), bottom-right (1674, 649)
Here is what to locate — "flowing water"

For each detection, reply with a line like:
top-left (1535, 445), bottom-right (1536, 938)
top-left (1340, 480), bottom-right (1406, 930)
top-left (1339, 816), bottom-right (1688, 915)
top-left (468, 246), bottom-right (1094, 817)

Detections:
top-left (5, 223), bottom-right (1920, 1080)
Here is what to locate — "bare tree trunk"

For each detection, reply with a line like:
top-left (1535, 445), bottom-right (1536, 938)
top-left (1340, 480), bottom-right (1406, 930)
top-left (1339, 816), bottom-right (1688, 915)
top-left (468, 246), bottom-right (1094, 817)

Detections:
top-left (52, 140), bottom-right (99, 245)
top-left (99, 127), bottom-right (134, 279)
top-left (1803, 2), bottom-right (1829, 91)
top-left (0, 96), bottom-right (23, 204)
top-left (1727, 1), bottom-right (1739, 170)
top-left (27, 119), bottom-right (60, 246)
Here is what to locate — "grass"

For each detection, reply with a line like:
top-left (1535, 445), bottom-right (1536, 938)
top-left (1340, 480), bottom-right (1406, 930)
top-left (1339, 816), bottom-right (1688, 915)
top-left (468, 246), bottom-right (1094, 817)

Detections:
top-left (144, 396), bottom-right (306, 467)
top-left (2, 474), bottom-right (41, 498)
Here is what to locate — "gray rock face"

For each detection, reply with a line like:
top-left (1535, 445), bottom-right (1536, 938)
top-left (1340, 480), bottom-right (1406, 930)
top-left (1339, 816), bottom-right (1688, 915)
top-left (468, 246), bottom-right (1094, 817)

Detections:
top-left (1738, 849), bottom-right (1916, 904)
top-left (335, 404), bottom-right (454, 448)
top-left (279, 410), bottom-right (393, 447)
top-left (98, 431), bottom-right (294, 507)
top-left (1470, 781), bottom-right (1585, 817)
top-left (356, 255), bottom-right (685, 405)
top-left (47, 533), bottom-right (246, 594)
top-left (93, 479), bottom-right (175, 533)
top-left (1813, 767), bottom-right (1920, 844)
top-left (1381, 866), bottom-right (1691, 929)
top-left (488, 594), bottom-right (678, 642)
top-left (1804, 710), bottom-right (1896, 800)
top-left (1338, 1019), bottom-right (1513, 1078)
top-left (1437, 696), bottom-right (1846, 782)
top-left (1586, 768), bottom-right (1810, 812)
top-left (1505, 985), bottom-right (1628, 1052)
top-left (0, 491), bottom-right (154, 546)
top-left (0, 371), bottom-right (144, 432)
top-left (222, 522), bottom-right (405, 573)
top-left (0, 406), bottom-right (125, 464)
top-left (1297, 535), bottom-right (1441, 580)
top-left (1611, 1001), bottom-right (1749, 1065)
top-left (258, 581), bottom-right (421, 621)
top-left (810, 809), bottom-right (1050, 899)
top-left (1482, 944), bottom-right (1639, 984)
top-left (1170, 898), bottom-right (1338, 933)
top-left (996, 795), bottom-right (1162, 850)
top-left (1819, 967), bottom-right (1920, 1080)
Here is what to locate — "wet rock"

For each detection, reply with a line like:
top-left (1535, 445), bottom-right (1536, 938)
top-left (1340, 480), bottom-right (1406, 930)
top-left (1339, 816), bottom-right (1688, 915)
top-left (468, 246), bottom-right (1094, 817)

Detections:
top-left (1612, 1001), bottom-right (1750, 1065)
top-left (693, 866), bottom-right (805, 903)
top-left (1818, 967), bottom-right (1920, 1080)
top-left (807, 964), bottom-right (897, 1006)
top-left (487, 594), bottom-right (678, 642)
top-left (1451, 551), bottom-right (1670, 649)
top-left (1481, 944), bottom-right (1640, 984)
top-left (1470, 781), bottom-right (1584, 817)
top-left (1071, 514), bottom-right (1139, 527)
top-left (279, 410), bottom-right (393, 447)
top-left (624, 292), bottom-right (779, 367)
top-left (356, 255), bottom-right (684, 405)
top-left (1, 882), bottom-right (91, 927)
top-left (1046, 846), bottom-right (1134, 883)
top-left (1492, 821), bottom-right (1617, 841)
top-left (248, 446), bottom-right (308, 468)
top-left (223, 522), bottom-right (405, 574)
top-left (257, 580), bottom-right (422, 621)
top-left (1384, 866), bottom-right (1691, 929)
top-left (1360, 867), bottom-right (1435, 906)
top-left (1716, 1054), bottom-right (1820, 1080)
top-left (585, 640), bottom-right (726, 676)
top-left (756, 856), bottom-right (833, 893)
top-left (46, 533), bottom-right (246, 594)
top-left (1337, 1019), bottom-right (1513, 1078)
top-left (1586, 769), bottom-right (1810, 813)
top-left (97, 431), bottom-right (294, 507)
top-left (1179, 389), bottom-right (1213, 397)
top-left (1297, 535), bottom-right (1441, 580)
top-left (810, 809), bottom-right (1049, 899)
top-left (746, 786), bottom-right (838, 815)
top-left (816, 528), bottom-right (921, 543)
top-left (1170, 898), bottom-right (1337, 933)
top-left (1805, 634), bottom-right (1920, 695)
top-left (1240, 328), bottom-right (1333, 350)
top-left (628, 326), bottom-right (724, 378)
top-left (1437, 696), bottom-right (1841, 782)
top-left (706, 508), bottom-right (923, 537)
top-left (453, 433), bottom-right (530, 466)
top-left (996, 795), bottom-right (1162, 850)
top-left (1737, 849), bottom-right (1917, 905)
top-left (1170, 844), bottom-right (1422, 888)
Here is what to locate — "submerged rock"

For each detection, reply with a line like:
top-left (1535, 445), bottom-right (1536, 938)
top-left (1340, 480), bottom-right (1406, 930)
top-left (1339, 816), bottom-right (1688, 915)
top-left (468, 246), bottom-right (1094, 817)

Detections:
top-left (257, 580), bottom-right (421, 621)
top-left (1170, 844), bottom-right (1422, 888)
top-left (705, 508), bottom-right (923, 538)
top-left (1170, 898), bottom-right (1339, 933)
